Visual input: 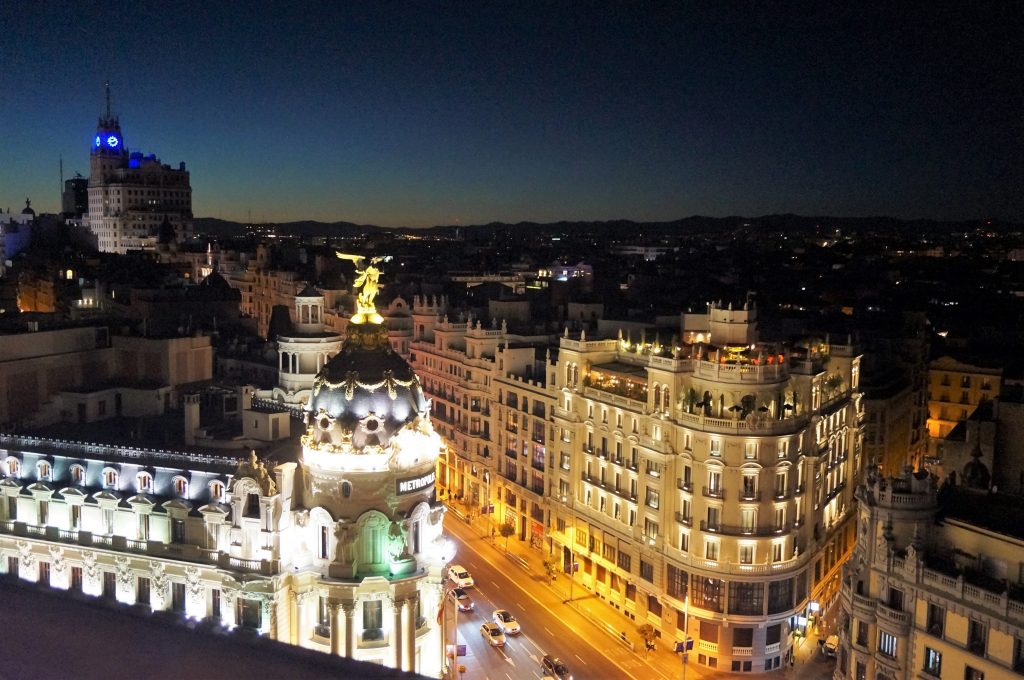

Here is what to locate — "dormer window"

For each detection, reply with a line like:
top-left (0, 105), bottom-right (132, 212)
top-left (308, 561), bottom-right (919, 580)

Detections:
top-left (210, 481), bottom-right (225, 502)
top-left (5, 458), bottom-right (20, 478)
top-left (137, 473), bottom-right (153, 494)
top-left (37, 461), bottom-right (51, 481)
top-left (70, 465), bottom-right (85, 485)
top-left (173, 477), bottom-right (189, 498)
top-left (103, 469), bottom-right (118, 489)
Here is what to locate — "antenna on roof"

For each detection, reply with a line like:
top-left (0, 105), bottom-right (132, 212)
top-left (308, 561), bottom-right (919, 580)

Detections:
top-left (105, 80), bottom-right (112, 119)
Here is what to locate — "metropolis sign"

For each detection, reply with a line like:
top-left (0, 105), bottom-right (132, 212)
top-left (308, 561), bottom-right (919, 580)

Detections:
top-left (397, 471), bottom-right (435, 495)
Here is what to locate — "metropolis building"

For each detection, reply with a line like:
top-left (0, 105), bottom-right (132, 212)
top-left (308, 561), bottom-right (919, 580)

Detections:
top-left (0, 270), bottom-right (450, 677)
top-left (415, 300), bottom-right (862, 673)
top-left (86, 88), bottom-right (194, 254)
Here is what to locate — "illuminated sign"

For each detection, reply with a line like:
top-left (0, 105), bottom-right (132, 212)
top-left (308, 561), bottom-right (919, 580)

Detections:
top-left (94, 135), bottom-right (101, 147)
top-left (107, 135), bottom-right (119, 148)
top-left (397, 471), bottom-right (435, 495)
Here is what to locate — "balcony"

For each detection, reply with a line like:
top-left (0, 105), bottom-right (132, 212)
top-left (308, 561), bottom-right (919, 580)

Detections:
top-left (677, 478), bottom-right (693, 493)
top-left (675, 512), bottom-right (692, 527)
top-left (702, 486), bottom-right (725, 500)
top-left (773, 489), bottom-right (791, 500)
top-left (738, 490), bottom-right (761, 502)
top-left (700, 521), bottom-right (791, 537)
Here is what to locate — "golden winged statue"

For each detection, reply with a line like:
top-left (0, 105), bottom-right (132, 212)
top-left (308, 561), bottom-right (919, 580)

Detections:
top-left (336, 252), bottom-right (392, 324)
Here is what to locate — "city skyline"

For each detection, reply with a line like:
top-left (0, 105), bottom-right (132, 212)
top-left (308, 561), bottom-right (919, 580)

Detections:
top-left (3, 2), bottom-right (1022, 227)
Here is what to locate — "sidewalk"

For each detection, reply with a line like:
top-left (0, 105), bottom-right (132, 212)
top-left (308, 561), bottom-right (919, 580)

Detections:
top-left (449, 501), bottom-right (836, 680)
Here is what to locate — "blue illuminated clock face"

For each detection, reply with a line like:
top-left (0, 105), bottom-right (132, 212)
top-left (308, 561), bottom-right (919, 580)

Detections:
top-left (106, 135), bottom-right (120, 148)
top-left (94, 135), bottom-right (101, 147)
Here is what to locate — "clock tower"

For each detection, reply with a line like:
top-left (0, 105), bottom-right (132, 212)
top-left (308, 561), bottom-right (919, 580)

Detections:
top-left (89, 81), bottom-right (127, 182)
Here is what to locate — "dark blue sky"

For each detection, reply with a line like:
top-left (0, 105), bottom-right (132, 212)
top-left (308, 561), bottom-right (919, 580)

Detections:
top-left (3, 2), bottom-right (1021, 226)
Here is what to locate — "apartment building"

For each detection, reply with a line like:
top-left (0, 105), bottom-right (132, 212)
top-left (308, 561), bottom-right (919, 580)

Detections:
top-left (413, 299), bottom-right (864, 673)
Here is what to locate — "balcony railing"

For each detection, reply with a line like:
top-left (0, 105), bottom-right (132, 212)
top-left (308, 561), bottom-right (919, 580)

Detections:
top-left (702, 486), bottom-right (725, 500)
top-left (675, 512), bottom-right (692, 527)
top-left (700, 521), bottom-right (791, 537)
top-left (738, 490), bottom-right (761, 502)
top-left (677, 479), bottom-right (693, 493)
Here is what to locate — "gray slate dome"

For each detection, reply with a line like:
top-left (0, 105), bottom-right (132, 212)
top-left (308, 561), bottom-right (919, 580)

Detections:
top-left (307, 324), bottom-right (427, 450)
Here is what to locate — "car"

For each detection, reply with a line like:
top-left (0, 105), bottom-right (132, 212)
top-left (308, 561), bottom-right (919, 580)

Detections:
top-left (493, 609), bottom-right (521, 635)
top-left (824, 634), bottom-right (839, 657)
top-left (479, 621), bottom-right (506, 647)
top-left (448, 587), bottom-right (474, 612)
top-left (448, 564), bottom-right (474, 588)
top-left (541, 654), bottom-right (572, 680)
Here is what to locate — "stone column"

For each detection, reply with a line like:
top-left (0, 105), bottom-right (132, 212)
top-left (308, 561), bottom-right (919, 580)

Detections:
top-left (343, 602), bottom-right (356, 657)
top-left (329, 602), bottom-right (342, 656)
top-left (289, 591), bottom-right (299, 645)
top-left (392, 597), bottom-right (405, 669)
top-left (404, 594), bottom-right (418, 672)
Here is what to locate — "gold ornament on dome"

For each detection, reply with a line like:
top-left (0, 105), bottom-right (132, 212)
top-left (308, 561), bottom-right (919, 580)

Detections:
top-left (312, 369), bottom-right (420, 400)
top-left (336, 252), bottom-right (392, 325)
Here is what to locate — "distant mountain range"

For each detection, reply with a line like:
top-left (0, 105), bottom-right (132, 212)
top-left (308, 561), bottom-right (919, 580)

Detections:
top-left (194, 214), bottom-right (1015, 239)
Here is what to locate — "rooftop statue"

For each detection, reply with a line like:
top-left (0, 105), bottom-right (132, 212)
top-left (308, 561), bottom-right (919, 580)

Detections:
top-left (336, 252), bottom-right (392, 325)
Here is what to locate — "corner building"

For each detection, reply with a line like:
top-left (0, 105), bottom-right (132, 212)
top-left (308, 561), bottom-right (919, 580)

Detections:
top-left (414, 300), bottom-right (862, 673)
top-left (0, 314), bottom-right (449, 677)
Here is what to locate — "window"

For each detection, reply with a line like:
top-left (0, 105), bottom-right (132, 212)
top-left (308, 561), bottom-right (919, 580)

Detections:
top-left (70, 465), bottom-right (84, 485)
top-left (37, 461), bottom-right (51, 481)
top-left (244, 493), bottom-right (260, 518)
top-left (923, 647), bottom-right (941, 676)
top-left (560, 452), bottom-right (570, 470)
top-left (137, 473), bottom-right (153, 493)
top-left (210, 481), bottom-right (225, 501)
top-left (362, 599), bottom-right (383, 634)
top-left (878, 630), bottom-right (897, 658)
top-left (691, 576), bottom-right (723, 612)
top-left (103, 468), bottom-right (118, 488)
top-left (744, 442), bottom-right (757, 460)
top-left (767, 578), bottom-right (793, 614)
top-left (728, 581), bottom-right (764, 615)
top-left (237, 598), bottom-right (262, 629)
top-left (319, 526), bottom-right (329, 559)
top-left (137, 514), bottom-right (149, 540)
top-left (137, 577), bottom-right (151, 606)
top-left (172, 582), bottom-right (186, 612)
top-left (71, 566), bottom-right (82, 592)
top-left (645, 489), bottom-right (659, 510)
top-left (964, 666), bottom-right (983, 680)
top-left (667, 564), bottom-right (688, 600)
top-left (856, 620), bottom-right (868, 646)
top-left (643, 518), bottom-right (659, 540)
top-left (733, 627), bottom-right (753, 648)
top-left (617, 552), bottom-right (632, 572)
top-left (71, 505), bottom-right (81, 530)
top-left (968, 619), bottom-right (986, 655)
top-left (710, 439), bottom-right (721, 456)
top-left (173, 477), bottom-right (189, 497)
top-left (640, 560), bottom-right (654, 582)
top-left (766, 624), bottom-right (781, 646)
top-left (739, 544), bottom-right (754, 564)
top-left (38, 500), bottom-right (49, 525)
top-left (317, 596), bottom-right (331, 636)
top-left (705, 539), bottom-right (719, 561)
top-left (171, 519), bottom-right (185, 543)
top-left (679, 531), bottom-right (689, 552)
top-left (772, 540), bottom-right (784, 562)
top-left (927, 602), bottom-right (944, 636)
top-left (5, 458), bottom-right (21, 477)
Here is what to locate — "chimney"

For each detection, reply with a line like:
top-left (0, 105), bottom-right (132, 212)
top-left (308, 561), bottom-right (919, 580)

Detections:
top-left (184, 393), bottom-right (200, 446)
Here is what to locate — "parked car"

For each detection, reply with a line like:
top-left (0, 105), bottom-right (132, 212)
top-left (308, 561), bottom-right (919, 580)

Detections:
top-left (480, 621), bottom-right (506, 647)
top-left (448, 564), bottom-right (474, 588)
top-left (493, 609), bottom-right (521, 635)
top-left (824, 635), bottom-right (839, 657)
top-left (542, 654), bottom-right (572, 680)
top-left (449, 587), bottom-right (474, 612)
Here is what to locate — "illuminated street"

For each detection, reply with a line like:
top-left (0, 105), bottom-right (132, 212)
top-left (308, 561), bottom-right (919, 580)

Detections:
top-left (443, 509), bottom-right (838, 680)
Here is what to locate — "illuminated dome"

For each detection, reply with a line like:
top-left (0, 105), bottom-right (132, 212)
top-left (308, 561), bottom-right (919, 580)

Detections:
top-left (305, 323), bottom-right (428, 452)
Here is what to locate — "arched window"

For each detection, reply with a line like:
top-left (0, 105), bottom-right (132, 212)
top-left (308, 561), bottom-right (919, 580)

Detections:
top-left (137, 472), bottom-right (153, 493)
top-left (103, 468), bottom-right (118, 489)
top-left (209, 480), bottom-right (225, 502)
top-left (37, 461), bottom-right (51, 481)
top-left (70, 465), bottom-right (85, 485)
top-left (341, 481), bottom-right (352, 498)
top-left (5, 457), bottom-right (20, 478)
top-left (173, 477), bottom-right (189, 497)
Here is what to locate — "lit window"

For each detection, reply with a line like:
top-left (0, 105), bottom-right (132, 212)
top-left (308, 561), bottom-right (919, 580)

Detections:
top-left (173, 477), bottom-right (189, 497)
top-left (103, 469), bottom-right (118, 489)
top-left (70, 465), bottom-right (85, 485)
top-left (137, 473), bottom-right (153, 493)
top-left (37, 461), bottom-right (51, 481)
top-left (5, 458), bottom-right (20, 478)
top-left (878, 631), bottom-right (897, 658)
top-left (210, 481), bottom-right (224, 501)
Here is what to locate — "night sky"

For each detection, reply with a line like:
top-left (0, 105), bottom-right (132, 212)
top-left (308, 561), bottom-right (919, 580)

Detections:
top-left (2, 2), bottom-right (1021, 227)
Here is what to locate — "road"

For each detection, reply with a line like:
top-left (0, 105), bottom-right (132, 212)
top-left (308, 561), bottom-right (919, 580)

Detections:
top-left (444, 515), bottom-right (645, 680)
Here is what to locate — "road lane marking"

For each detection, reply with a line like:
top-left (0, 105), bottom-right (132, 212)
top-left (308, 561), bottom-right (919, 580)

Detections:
top-left (574, 653), bottom-right (587, 665)
top-left (491, 580), bottom-right (499, 588)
